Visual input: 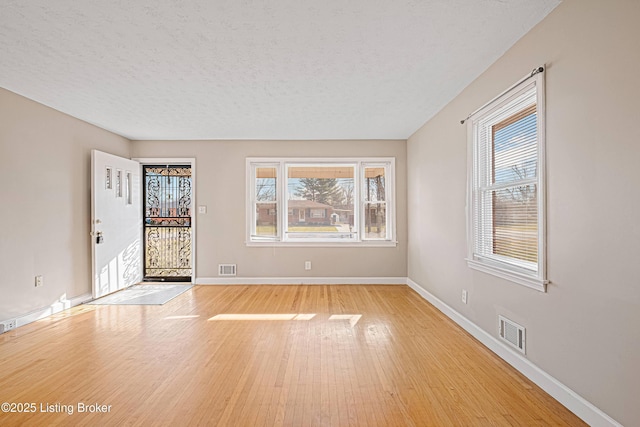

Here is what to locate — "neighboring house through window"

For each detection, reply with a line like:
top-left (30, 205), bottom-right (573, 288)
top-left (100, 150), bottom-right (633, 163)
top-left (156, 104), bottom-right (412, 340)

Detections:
top-left (247, 158), bottom-right (396, 245)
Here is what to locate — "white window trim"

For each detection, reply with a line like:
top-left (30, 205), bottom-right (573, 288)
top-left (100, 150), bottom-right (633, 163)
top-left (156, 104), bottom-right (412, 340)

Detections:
top-left (247, 157), bottom-right (397, 247)
top-left (309, 209), bottom-right (326, 218)
top-left (465, 71), bottom-right (547, 292)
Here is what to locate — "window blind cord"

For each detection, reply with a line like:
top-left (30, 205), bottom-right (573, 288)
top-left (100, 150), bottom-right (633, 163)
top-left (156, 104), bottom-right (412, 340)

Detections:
top-left (460, 66), bottom-right (545, 125)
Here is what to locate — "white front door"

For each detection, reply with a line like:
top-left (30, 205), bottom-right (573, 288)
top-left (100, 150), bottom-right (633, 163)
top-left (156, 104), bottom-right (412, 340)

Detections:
top-left (91, 150), bottom-right (142, 299)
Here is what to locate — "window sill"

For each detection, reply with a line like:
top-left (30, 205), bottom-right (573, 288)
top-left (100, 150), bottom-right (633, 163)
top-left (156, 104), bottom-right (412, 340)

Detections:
top-left (466, 258), bottom-right (547, 292)
top-left (246, 240), bottom-right (398, 248)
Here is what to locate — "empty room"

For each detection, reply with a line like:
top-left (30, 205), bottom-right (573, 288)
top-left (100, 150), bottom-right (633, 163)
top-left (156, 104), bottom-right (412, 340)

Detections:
top-left (0, 0), bottom-right (638, 425)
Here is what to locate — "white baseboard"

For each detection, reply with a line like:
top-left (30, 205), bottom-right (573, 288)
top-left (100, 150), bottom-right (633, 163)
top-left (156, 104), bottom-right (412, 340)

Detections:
top-left (14, 293), bottom-right (92, 329)
top-left (406, 278), bottom-right (621, 427)
top-left (195, 276), bottom-right (406, 285)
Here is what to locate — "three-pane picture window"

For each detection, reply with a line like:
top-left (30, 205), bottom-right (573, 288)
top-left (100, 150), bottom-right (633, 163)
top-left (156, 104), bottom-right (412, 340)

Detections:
top-left (248, 158), bottom-right (395, 245)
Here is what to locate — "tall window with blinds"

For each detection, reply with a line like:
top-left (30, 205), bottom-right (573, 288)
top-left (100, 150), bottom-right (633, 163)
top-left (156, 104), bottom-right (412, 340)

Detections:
top-left (467, 71), bottom-right (546, 291)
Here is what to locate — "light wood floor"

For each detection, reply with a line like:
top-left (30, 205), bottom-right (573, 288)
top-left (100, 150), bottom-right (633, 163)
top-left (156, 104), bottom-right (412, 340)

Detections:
top-left (0, 285), bottom-right (585, 426)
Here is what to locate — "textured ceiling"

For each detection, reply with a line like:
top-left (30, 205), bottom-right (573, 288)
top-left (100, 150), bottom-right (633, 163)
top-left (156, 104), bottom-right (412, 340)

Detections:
top-left (0, 0), bottom-right (559, 140)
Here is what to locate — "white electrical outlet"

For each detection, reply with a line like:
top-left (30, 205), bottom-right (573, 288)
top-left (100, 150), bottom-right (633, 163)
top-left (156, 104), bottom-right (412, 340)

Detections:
top-left (1, 319), bottom-right (17, 333)
top-left (462, 289), bottom-right (468, 304)
top-left (35, 275), bottom-right (44, 288)
top-left (305, 261), bottom-right (312, 270)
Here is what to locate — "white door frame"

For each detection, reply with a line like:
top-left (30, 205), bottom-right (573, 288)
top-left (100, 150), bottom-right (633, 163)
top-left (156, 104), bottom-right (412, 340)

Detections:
top-left (133, 157), bottom-right (197, 283)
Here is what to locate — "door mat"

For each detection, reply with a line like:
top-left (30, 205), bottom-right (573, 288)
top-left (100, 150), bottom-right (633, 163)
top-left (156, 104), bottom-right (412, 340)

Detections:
top-left (88, 284), bottom-right (193, 305)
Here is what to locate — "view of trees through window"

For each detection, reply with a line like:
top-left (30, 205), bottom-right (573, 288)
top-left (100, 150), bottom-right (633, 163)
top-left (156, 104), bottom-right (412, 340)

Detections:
top-left (255, 167), bottom-right (277, 238)
top-left (491, 106), bottom-right (538, 263)
top-left (364, 167), bottom-right (386, 239)
top-left (287, 166), bottom-right (354, 236)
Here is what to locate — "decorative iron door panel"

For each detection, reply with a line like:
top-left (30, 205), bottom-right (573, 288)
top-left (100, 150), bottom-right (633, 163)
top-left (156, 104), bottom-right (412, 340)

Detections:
top-left (143, 165), bottom-right (192, 281)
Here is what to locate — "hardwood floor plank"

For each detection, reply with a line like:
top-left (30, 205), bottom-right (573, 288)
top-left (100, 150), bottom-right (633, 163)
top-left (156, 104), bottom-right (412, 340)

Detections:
top-left (0, 285), bottom-right (586, 426)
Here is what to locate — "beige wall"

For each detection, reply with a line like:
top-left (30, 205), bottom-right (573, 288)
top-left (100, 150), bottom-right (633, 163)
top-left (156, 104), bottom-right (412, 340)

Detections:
top-left (0, 88), bottom-right (131, 320)
top-left (3, 1), bottom-right (636, 422)
top-left (0, 90), bottom-right (406, 320)
top-left (407, 0), bottom-right (640, 425)
top-left (131, 139), bottom-right (407, 280)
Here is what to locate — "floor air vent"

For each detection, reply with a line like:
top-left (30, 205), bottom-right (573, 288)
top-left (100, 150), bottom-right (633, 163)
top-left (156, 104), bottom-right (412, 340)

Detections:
top-left (218, 264), bottom-right (237, 276)
top-left (498, 315), bottom-right (526, 354)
